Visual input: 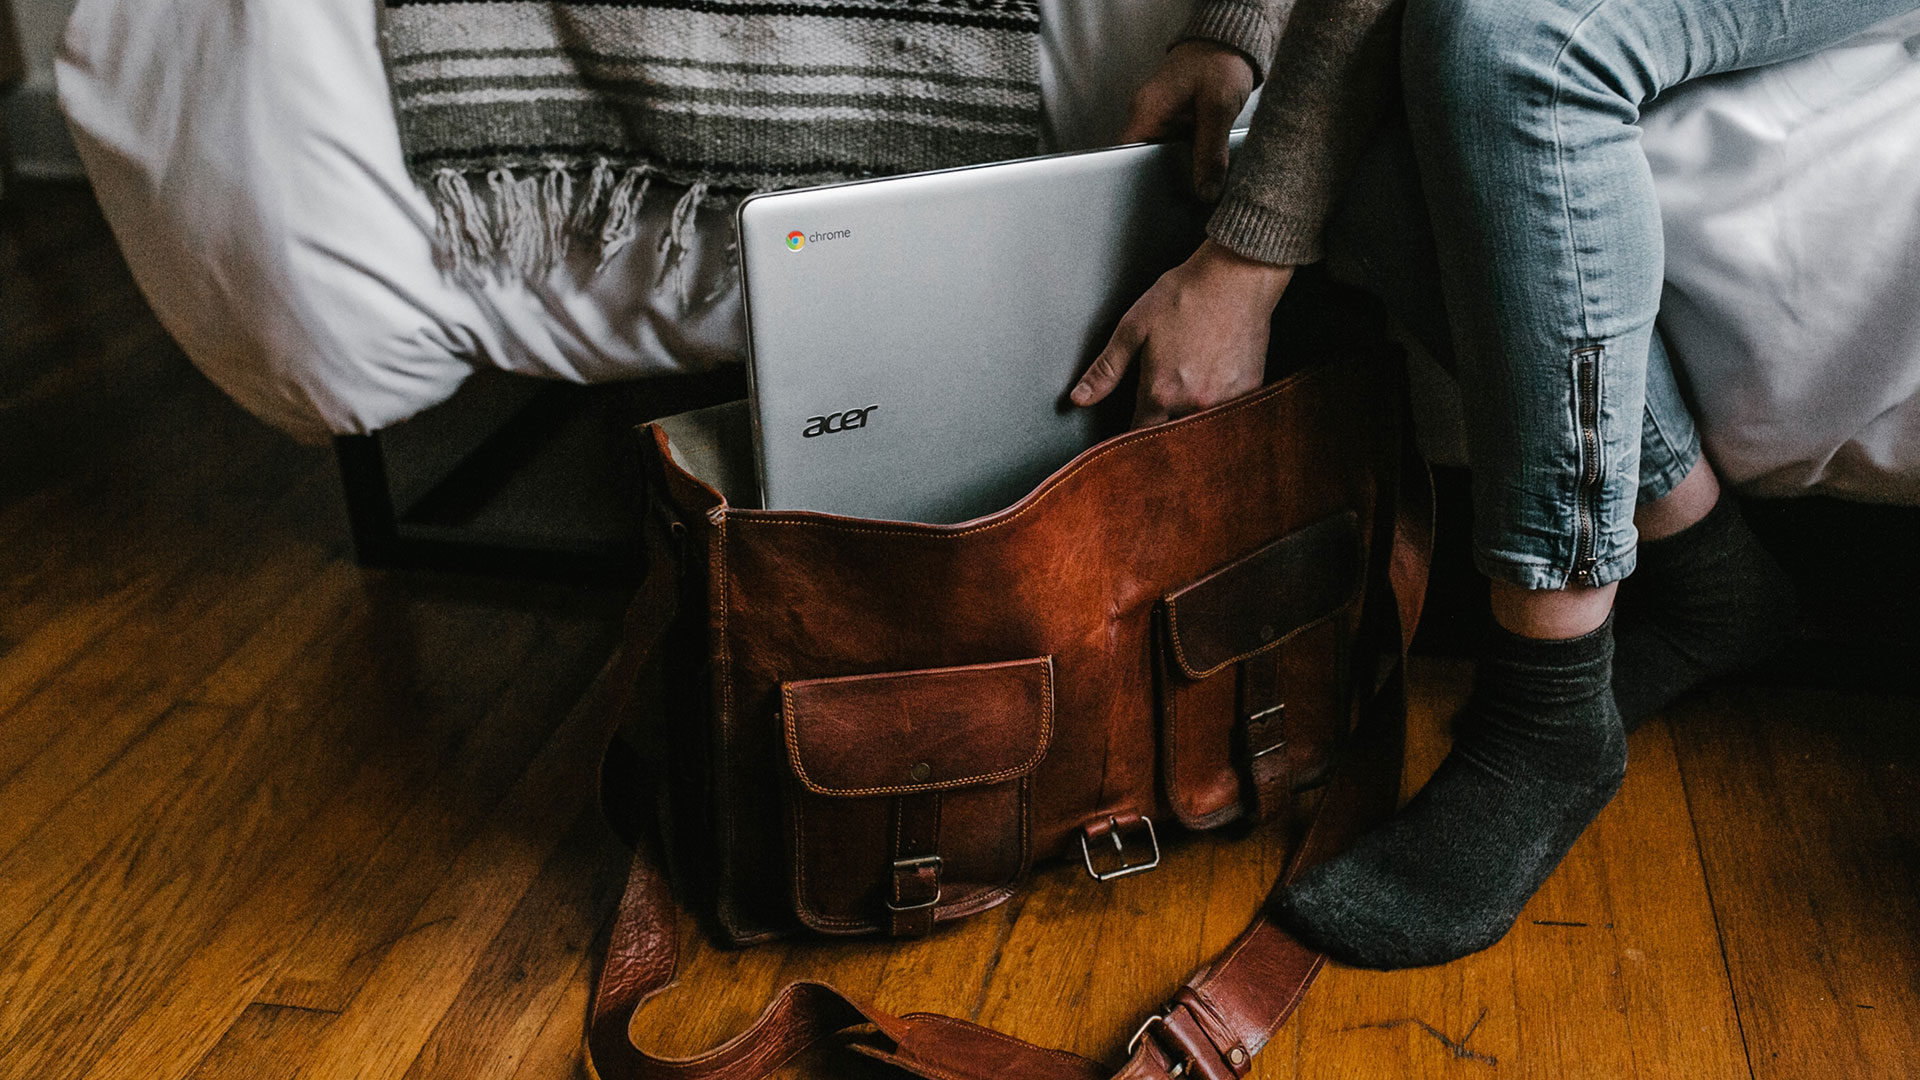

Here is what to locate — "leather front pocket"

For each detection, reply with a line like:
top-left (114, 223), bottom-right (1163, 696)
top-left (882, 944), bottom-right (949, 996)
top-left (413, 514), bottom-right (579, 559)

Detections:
top-left (1156, 513), bottom-right (1363, 829)
top-left (781, 657), bottom-right (1053, 935)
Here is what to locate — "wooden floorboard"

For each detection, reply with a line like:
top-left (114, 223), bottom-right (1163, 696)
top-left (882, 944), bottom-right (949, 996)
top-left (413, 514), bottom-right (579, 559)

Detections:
top-left (1671, 684), bottom-right (1920, 1080)
top-left (76, 613), bottom-right (615, 1080)
top-left (4, 178), bottom-right (1915, 1080)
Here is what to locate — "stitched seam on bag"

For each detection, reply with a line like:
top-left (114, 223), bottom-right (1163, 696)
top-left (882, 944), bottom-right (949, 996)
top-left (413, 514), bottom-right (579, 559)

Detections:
top-left (1158, 632), bottom-right (1237, 832)
top-left (1259, 955), bottom-right (1327, 1047)
top-left (731, 369), bottom-right (1329, 536)
top-left (786, 668), bottom-right (1048, 931)
top-left (782, 660), bottom-right (1055, 797)
top-left (790, 787), bottom-right (1024, 932)
top-left (1163, 629), bottom-right (1185, 823)
top-left (1188, 911), bottom-right (1324, 1042)
top-left (1165, 597), bottom-right (1356, 682)
top-left (714, 509), bottom-right (748, 934)
top-left (784, 680), bottom-right (1051, 795)
top-left (1160, 514), bottom-right (1365, 680)
top-left (870, 1058), bottom-right (974, 1080)
top-left (1206, 915), bottom-right (1268, 985)
top-left (790, 794), bottom-right (877, 931)
top-left (901, 1014), bottom-right (1098, 1068)
top-left (1018, 775), bottom-right (1032, 879)
top-left (1158, 678), bottom-right (1244, 832)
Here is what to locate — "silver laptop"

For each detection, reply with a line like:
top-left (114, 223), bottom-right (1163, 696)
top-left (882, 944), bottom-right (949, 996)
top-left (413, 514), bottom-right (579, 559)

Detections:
top-left (737, 135), bottom-right (1241, 524)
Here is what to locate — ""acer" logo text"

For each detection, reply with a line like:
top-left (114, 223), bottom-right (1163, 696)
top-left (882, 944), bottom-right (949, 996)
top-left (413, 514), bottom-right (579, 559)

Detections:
top-left (802, 405), bottom-right (879, 438)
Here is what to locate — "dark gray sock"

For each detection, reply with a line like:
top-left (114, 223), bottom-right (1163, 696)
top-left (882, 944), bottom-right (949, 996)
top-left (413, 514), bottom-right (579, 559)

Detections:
top-left (1613, 497), bottom-right (1795, 730)
top-left (1277, 619), bottom-right (1625, 969)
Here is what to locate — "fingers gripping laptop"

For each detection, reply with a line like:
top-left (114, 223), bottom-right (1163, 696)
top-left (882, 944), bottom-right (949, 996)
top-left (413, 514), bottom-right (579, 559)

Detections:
top-left (738, 135), bottom-right (1242, 524)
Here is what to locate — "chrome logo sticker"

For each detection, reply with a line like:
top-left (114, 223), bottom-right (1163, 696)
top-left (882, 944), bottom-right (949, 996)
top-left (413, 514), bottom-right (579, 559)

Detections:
top-left (785, 228), bottom-right (851, 251)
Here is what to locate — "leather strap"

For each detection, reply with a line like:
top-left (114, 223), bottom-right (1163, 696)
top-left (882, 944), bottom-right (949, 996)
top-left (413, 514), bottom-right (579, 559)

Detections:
top-left (587, 427), bottom-right (1433, 1080)
top-left (1236, 653), bottom-right (1290, 822)
top-left (889, 794), bottom-right (944, 937)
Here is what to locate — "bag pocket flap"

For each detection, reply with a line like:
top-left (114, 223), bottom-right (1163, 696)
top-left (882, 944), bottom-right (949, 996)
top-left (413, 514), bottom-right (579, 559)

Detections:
top-left (783, 657), bottom-right (1055, 797)
top-left (1162, 512), bottom-right (1364, 681)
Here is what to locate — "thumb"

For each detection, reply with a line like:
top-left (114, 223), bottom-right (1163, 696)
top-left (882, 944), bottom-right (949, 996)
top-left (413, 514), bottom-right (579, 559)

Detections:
top-left (1073, 320), bottom-right (1143, 406)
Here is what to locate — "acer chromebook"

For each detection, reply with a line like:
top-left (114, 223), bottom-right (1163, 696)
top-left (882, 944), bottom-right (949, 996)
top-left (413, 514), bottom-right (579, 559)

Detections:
top-left (738, 133), bottom-right (1244, 524)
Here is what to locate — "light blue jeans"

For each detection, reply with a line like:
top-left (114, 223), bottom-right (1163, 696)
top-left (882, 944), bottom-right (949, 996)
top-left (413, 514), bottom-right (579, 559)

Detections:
top-left (1368, 0), bottom-right (1920, 590)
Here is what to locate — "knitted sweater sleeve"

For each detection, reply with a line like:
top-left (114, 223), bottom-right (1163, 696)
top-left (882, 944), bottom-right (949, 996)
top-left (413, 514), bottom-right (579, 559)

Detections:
top-left (1205, 0), bottom-right (1403, 265)
top-left (1179, 0), bottom-right (1294, 85)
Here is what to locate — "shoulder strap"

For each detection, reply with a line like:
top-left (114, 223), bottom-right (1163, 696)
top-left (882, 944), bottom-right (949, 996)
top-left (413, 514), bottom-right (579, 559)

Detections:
top-left (587, 436), bottom-right (1432, 1080)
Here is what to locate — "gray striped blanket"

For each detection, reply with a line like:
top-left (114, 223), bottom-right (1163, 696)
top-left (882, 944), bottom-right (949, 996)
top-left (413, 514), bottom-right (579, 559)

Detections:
top-left (381, 0), bottom-right (1043, 280)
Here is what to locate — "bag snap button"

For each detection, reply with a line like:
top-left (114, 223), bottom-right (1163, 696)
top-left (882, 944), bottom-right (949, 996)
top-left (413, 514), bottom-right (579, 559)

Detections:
top-left (1259, 624), bottom-right (1277, 642)
top-left (910, 762), bottom-right (932, 782)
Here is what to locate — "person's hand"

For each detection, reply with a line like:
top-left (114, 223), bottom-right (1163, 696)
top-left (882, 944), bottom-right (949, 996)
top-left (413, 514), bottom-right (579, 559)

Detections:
top-left (1120, 41), bottom-right (1256, 202)
top-left (1071, 240), bottom-right (1294, 428)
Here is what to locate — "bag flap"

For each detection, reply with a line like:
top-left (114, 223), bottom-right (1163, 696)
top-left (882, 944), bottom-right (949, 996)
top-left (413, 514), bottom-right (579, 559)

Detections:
top-left (783, 658), bottom-right (1054, 797)
top-left (1162, 512), bottom-right (1364, 680)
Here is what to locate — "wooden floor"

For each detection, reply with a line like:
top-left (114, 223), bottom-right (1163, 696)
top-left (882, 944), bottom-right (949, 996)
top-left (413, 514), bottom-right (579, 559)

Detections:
top-left (3, 181), bottom-right (1917, 1080)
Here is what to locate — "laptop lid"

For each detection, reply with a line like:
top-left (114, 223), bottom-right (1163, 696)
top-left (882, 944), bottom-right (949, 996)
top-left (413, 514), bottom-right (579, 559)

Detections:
top-left (737, 137), bottom-right (1234, 524)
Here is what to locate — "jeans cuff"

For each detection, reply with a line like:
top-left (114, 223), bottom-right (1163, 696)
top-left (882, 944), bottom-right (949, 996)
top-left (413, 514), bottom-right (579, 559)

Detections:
top-left (1473, 547), bottom-right (1638, 591)
top-left (1637, 426), bottom-right (1702, 507)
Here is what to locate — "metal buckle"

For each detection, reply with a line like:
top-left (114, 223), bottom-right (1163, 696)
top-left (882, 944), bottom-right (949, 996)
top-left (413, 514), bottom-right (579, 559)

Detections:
top-left (885, 855), bottom-right (942, 913)
top-left (1126, 1015), bottom-right (1187, 1078)
top-left (1245, 702), bottom-right (1287, 725)
top-left (1243, 702), bottom-right (1288, 761)
top-left (1079, 815), bottom-right (1161, 881)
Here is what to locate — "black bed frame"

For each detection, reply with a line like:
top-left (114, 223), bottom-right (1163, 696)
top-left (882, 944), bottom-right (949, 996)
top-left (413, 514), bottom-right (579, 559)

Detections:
top-left (332, 366), bottom-right (746, 581)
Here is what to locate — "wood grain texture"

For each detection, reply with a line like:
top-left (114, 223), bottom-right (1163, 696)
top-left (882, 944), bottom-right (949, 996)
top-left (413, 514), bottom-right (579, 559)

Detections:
top-left (4, 179), bottom-right (1914, 1080)
top-left (1671, 684), bottom-right (1920, 1080)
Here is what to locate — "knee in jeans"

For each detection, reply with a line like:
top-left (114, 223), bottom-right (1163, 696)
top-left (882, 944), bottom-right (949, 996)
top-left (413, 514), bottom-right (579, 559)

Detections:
top-left (1401, 0), bottom-right (1652, 127)
top-left (1402, 0), bottom-right (1545, 105)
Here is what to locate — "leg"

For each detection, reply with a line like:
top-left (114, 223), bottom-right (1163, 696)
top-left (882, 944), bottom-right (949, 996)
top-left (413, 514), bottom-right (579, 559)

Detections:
top-left (1632, 335), bottom-right (1716, 543)
top-left (1278, 0), bottom-right (1916, 970)
top-left (1418, 0), bottom-right (1920, 597)
top-left (1613, 332), bottom-right (1798, 724)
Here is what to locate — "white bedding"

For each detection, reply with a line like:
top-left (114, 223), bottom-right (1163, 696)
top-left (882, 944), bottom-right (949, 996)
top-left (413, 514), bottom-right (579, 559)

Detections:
top-left (54, 0), bottom-right (1920, 503)
top-left (1644, 11), bottom-right (1920, 503)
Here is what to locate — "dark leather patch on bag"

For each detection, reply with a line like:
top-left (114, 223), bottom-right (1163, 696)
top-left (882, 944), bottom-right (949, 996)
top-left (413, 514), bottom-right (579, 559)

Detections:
top-left (1157, 513), bottom-right (1364, 828)
top-left (781, 657), bottom-right (1054, 934)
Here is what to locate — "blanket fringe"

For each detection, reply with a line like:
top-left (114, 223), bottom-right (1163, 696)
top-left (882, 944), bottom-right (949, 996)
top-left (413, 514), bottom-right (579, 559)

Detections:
top-left (427, 161), bottom-right (735, 314)
top-left (597, 167), bottom-right (654, 271)
top-left (654, 181), bottom-right (709, 309)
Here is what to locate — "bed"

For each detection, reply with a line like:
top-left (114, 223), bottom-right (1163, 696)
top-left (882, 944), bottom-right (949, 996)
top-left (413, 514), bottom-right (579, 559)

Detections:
top-left (52, 0), bottom-right (1920, 503)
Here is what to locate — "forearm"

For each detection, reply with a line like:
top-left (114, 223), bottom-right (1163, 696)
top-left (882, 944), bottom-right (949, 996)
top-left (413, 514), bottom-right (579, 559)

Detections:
top-left (1207, 0), bottom-right (1403, 266)
top-left (1179, 0), bottom-right (1296, 85)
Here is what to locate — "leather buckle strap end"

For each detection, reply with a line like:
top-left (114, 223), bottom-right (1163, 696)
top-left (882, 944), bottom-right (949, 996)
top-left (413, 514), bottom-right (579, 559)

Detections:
top-left (1236, 654), bottom-right (1289, 821)
top-left (1126, 1000), bottom-right (1252, 1080)
top-left (885, 855), bottom-right (943, 914)
top-left (1078, 814), bottom-right (1161, 881)
top-left (888, 796), bottom-right (943, 936)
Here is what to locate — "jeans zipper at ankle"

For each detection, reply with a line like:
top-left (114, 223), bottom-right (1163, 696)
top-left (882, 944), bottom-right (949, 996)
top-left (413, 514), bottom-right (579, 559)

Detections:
top-left (1572, 347), bottom-right (1603, 586)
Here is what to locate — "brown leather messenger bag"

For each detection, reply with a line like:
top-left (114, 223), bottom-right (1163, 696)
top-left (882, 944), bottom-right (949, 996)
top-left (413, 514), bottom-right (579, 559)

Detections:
top-left (587, 350), bottom-right (1433, 1080)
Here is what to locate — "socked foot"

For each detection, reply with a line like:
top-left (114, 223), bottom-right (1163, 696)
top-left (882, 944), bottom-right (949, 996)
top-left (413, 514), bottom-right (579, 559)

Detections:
top-left (1277, 619), bottom-right (1626, 969)
top-left (1613, 497), bottom-right (1796, 730)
